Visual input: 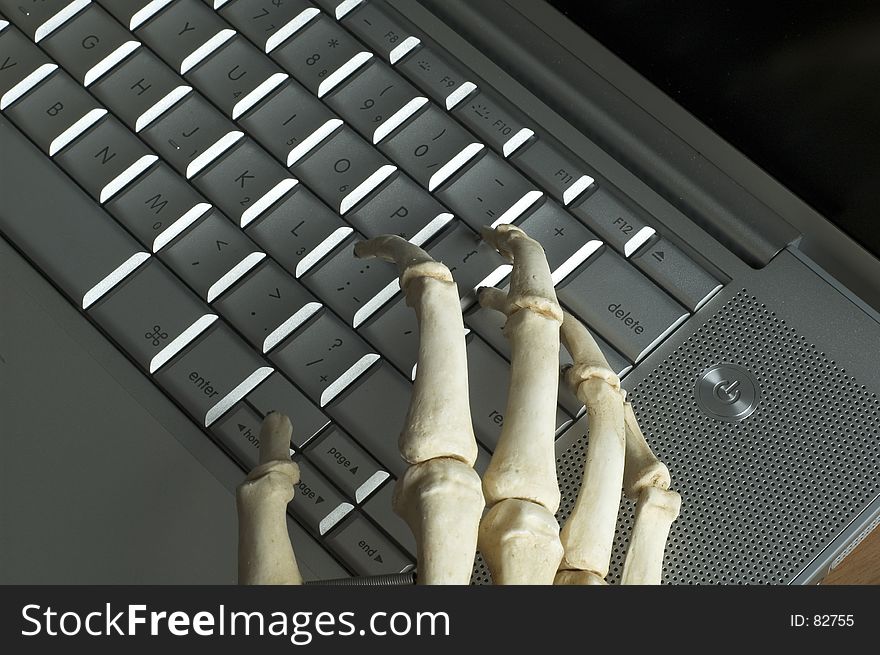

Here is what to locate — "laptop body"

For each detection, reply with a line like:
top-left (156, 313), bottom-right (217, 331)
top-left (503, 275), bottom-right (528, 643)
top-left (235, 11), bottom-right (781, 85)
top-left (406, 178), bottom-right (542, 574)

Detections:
top-left (1, 0), bottom-right (879, 585)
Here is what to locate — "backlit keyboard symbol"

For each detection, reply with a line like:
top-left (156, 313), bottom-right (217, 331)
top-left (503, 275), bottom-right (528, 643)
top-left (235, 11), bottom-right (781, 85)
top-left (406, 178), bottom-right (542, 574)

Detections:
top-left (145, 325), bottom-right (168, 347)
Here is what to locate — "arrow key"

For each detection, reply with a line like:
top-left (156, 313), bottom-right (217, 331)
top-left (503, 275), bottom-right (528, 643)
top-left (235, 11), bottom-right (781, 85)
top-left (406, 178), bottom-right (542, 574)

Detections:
top-left (289, 456), bottom-right (353, 536)
top-left (326, 513), bottom-right (414, 576)
top-left (210, 403), bottom-right (276, 470)
top-left (305, 425), bottom-right (390, 503)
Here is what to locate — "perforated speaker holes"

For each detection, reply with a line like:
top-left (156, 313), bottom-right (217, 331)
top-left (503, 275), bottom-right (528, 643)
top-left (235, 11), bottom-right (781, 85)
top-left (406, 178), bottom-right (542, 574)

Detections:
top-left (471, 290), bottom-right (880, 584)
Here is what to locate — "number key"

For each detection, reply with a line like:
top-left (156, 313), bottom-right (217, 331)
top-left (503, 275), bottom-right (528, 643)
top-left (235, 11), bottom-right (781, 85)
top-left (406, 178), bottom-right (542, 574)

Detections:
top-left (378, 102), bottom-right (475, 190)
top-left (270, 13), bottom-right (367, 96)
top-left (324, 59), bottom-right (421, 145)
top-left (219, 0), bottom-right (315, 53)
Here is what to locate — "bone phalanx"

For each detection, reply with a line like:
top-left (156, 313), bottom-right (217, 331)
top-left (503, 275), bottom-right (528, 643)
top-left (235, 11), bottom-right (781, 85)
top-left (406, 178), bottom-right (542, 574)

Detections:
top-left (236, 225), bottom-right (680, 585)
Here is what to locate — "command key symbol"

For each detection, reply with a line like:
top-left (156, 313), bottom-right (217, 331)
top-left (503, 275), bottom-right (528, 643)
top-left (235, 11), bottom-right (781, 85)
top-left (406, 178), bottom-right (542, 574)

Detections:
top-left (145, 325), bottom-right (168, 347)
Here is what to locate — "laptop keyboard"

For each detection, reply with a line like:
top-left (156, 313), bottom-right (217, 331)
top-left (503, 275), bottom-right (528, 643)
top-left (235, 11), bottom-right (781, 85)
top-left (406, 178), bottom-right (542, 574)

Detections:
top-left (0, 0), bottom-right (723, 579)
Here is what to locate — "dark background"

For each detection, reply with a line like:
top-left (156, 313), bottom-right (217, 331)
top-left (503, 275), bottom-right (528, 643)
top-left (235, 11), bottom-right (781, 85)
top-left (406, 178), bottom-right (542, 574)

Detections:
top-left (550, 0), bottom-right (880, 258)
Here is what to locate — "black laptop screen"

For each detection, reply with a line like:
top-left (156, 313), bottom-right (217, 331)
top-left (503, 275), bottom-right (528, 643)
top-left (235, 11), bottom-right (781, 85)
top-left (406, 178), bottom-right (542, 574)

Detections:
top-left (549, 0), bottom-right (880, 259)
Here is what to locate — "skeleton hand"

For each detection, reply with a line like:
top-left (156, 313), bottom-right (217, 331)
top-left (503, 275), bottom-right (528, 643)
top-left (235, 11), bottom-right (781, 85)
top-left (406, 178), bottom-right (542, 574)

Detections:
top-left (237, 225), bottom-right (680, 585)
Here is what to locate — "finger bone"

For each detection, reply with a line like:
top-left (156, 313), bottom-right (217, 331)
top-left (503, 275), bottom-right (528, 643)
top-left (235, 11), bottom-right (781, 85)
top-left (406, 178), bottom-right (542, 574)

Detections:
top-left (392, 458), bottom-right (484, 585)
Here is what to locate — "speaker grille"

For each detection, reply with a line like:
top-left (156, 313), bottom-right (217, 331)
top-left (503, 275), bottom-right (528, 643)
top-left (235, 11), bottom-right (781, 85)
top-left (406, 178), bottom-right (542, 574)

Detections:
top-left (472, 290), bottom-right (880, 584)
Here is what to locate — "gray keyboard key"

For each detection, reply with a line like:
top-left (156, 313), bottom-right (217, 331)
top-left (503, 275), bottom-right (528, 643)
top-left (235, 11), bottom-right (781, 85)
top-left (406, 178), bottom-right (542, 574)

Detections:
top-left (453, 89), bottom-right (534, 157)
top-left (306, 426), bottom-right (390, 503)
top-left (100, 0), bottom-right (162, 30)
top-left (237, 80), bottom-right (336, 165)
top-left (379, 102), bottom-right (474, 189)
top-left (219, 0), bottom-right (314, 53)
top-left (0, 0), bottom-right (73, 40)
top-left (357, 294), bottom-right (418, 377)
top-left (398, 42), bottom-right (477, 110)
top-left (0, 24), bottom-right (55, 103)
top-left (54, 114), bottom-right (154, 202)
top-left (324, 59), bottom-right (420, 144)
top-left (269, 309), bottom-right (376, 406)
top-left (270, 12), bottom-right (367, 96)
top-left (245, 185), bottom-right (349, 278)
top-left (556, 246), bottom-right (689, 362)
top-left (341, 1), bottom-right (421, 64)
top-left (105, 161), bottom-right (209, 252)
top-left (88, 256), bottom-right (211, 373)
top-left (185, 34), bottom-right (286, 118)
top-left (571, 187), bottom-right (655, 256)
top-left (511, 135), bottom-right (596, 206)
top-left (214, 258), bottom-right (319, 353)
top-left (465, 335), bottom-right (572, 452)
top-left (245, 372), bottom-right (330, 447)
top-left (290, 124), bottom-right (393, 214)
top-left (326, 513), bottom-right (413, 576)
top-left (435, 150), bottom-right (539, 232)
top-left (136, 0), bottom-right (231, 74)
top-left (325, 361), bottom-right (411, 477)
top-left (290, 456), bottom-right (353, 536)
top-left (5, 70), bottom-right (102, 154)
top-left (90, 46), bottom-right (188, 132)
top-left (362, 481), bottom-right (415, 557)
top-left (41, 3), bottom-right (131, 85)
top-left (140, 91), bottom-right (238, 177)
top-left (287, 518), bottom-right (350, 582)
top-left (425, 221), bottom-right (507, 299)
top-left (515, 198), bottom-right (599, 273)
top-left (153, 321), bottom-right (272, 427)
top-left (0, 113), bottom-right (144, 309)
top-left (210, 402), bottom-right (268, 469)
top-left (345, 171), bottom-right (449, 241)
top-left (310, 0), bottom-right (348, 15)
top-left (631, 237), bottom-right (723, 311)
top-left (159, 209), bottom-right (264, 301)
top-left (193, 137), bottom-right (294, 227)
top-left (301, 234), bottom-right (399, 327)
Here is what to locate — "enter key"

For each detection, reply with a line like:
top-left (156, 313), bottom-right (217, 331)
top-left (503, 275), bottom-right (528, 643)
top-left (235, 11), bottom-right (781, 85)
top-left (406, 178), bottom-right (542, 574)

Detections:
top-left (556, 247), bottom-right (689, 363)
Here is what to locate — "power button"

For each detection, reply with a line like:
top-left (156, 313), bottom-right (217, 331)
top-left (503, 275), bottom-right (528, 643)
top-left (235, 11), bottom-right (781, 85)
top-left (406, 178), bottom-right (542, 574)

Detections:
top-left (695, 363), bottom-right (761, 421)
